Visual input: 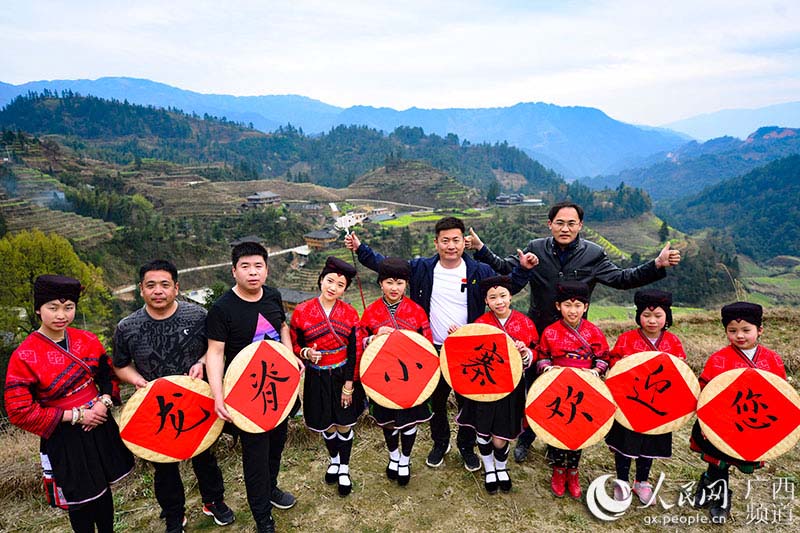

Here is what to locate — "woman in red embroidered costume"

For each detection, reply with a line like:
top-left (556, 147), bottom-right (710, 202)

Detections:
top-left (4, 275), bottom-right (134, 533)
top-left (691, 302), bottom-right (787, 520)
top-left (290, 256), bottom-right (362, 496)
top-left (536, 281), bottom-right (610, 500)
top-left (605, 289), bottom-right (686, 504)
top-left (357, 258), bottom-right (433, 486)
top-left (456, 276), bottom-right (538, 494)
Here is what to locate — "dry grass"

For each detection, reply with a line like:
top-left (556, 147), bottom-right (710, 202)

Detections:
top-left (2, 309), bottom-right (798, 532)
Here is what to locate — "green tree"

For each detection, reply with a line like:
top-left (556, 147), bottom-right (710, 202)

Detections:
top-left (659, 220), bottom-right (669, 242)
top-left (487, 180), bottom-right (500, 202)
top-left (0, 230), bottom-right (112, 334)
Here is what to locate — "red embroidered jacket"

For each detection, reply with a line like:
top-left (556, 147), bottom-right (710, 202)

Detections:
top-left (610, 329), bottom-right (686, 367)
top-left (290, 298), bottom-right (360, 380)
top-left (475, 310), bottom-right (539, 367)
top-left (4, 328), bottom-right (114, 439)
top-left (536, 319), bottom-right (610, 374)
top-left (357, 296), bottom-right (432, 378)
top-left (699, 344), bottom-right (786, 388)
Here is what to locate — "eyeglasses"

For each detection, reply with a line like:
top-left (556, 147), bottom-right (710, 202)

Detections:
top-left (551, 220), bottom-right (581, 230)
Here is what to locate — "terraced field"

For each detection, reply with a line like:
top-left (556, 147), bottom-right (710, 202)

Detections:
top-left (0, 192), bottom-right (116, 246)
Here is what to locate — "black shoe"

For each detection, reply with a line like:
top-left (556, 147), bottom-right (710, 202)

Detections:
top-left (709, 489), bottom-right (732, 522)
top-left (386, 458), bottom-right (399, 480)
top-left (459, 447), bottom-right (481, 472)
top-left (484, 471), bottom-right (498, 494)
top-left (165, 516), bottom-right (187, 533)
top-left (513, 443), bottom-right (529, 463)
top-left (497, 469), bottom-right (512, 493)
top-left (397, 463), bottom-right (411, 486)
top-left (693, 473), bottom-right (711, 509)
top-left (425, 443), bottom-right (451, 468)
top-left (256, 516), bottom-right (276, 533)
top-left (202, 501), bottom-right (234, 526)
top-left (325, 463), bottom-right (339, 484)
top-left (338, 471), bottom-right (352, 496)
top-left (270, 487), bottom-right (297, 510)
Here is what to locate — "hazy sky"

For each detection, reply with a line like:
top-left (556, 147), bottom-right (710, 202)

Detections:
top-left (3, 1), bottom-right (799, 125)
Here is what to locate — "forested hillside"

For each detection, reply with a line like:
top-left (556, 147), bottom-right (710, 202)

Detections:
top-left (660, 155), bottom-right (800, 262)
top-left (582, 127), bottom-right (800, 200)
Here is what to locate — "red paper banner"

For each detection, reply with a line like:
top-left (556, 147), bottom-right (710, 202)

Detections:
top-left (526, 368), bottom-right (616, 450)
top-left (697, 369), bottom-right (800, 461)
top-left (120, 378), bottom-right (217, 461)
top-left (360, 330), bottom-right (440, 408)
top-left (444, 332), bottom-right (515, 396)
top-left (606, 352), bottom-right (697, 433)
top-left (225, 341), bottom-right (301, 432)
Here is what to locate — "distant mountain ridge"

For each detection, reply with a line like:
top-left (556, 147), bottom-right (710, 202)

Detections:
top-left (0, 77), bottom-right (687, 178)
top-left (581, 127), bottom-right (800, 200)
top-left (664, 101), bottom-right (800, 141)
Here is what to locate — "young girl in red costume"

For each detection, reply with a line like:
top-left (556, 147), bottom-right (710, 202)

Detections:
top-left (358, 257), bottom-right (433, 486)
top-left (290, 256), bottom-right (362, 496)
top-left (605, 289), bottom-right (686, 504)
top-left (456, 276), bottom-right (538, 494)
top-left (4, 275), bottom-right (133, 533)
top-left (536, 281), bottom-right (610, 499)
top-left (691, 302), bottom-right (787, 520)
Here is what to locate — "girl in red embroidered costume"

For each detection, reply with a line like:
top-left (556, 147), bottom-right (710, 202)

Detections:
top-left (357, 258), bottom-right (433, 486)
top-left (456, 276), bottom-right (538, 494)
top-left (4, 275), bottom-right (133, 533)
top-left (536, 281), bottom-right (609, 500)
top-left (606, 289), bottom-right (686, 504)
top-left (691, 302), bottom-right (787, 520)
top-left (290, 256), bottom-right (361, 496)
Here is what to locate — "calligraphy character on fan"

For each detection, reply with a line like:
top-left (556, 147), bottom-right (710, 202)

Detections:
top-left (290, 256), bottom-right (363, 496)
top-left (604, 289), bottom-right (686, 505)
top-left (456, 276), bottom-right (538, 494)
top-left (357, 257), bottom-right (433, 486)
top-left (690, 302), bottom-right (787, 521)
top-left (536, 281), bottom-right (610, 500)
top-left (4, 275), bottom-right (134, 533)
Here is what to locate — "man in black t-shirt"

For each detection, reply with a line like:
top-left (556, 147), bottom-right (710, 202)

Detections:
top-left (114, 260), bottom-right (234, 533)
top-left (206, 242), bottom-right (296, 533)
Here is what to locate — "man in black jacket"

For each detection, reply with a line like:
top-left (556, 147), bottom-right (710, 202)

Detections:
top-left (466, 201), bottom-right (681, 460)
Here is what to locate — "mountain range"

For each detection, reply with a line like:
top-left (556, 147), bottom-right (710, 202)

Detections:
top-left (0, 77), bottom-right (687, 178)
top-left (580, 127), bottom-right (800, 200)
top-left (664, 101), bottom-right (800, 141)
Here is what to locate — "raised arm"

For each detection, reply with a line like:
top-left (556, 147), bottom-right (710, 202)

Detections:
top-left (344, 231), bottom-right (386, 273)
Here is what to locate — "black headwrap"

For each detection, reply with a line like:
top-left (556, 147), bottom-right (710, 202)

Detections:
top-left (635, 289), bottom-right (673, 329)
top-left (721, 302), bottom-right (763, 328)
top-left (554, 281), bottom-right (590, 304)
top-left (478, 275), bottom-right (514, 298)
top-left (34, 274), bottom-right (82, 310)
top-left (318, 256), bottom-right (357, 289)
top-left (377, 257), bottom-right (411, 283)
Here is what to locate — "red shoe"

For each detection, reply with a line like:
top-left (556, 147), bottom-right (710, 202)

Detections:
top-left (566, 468), bottom-right (582, 499)
top-left (551, 467), bottom-right (566, 497)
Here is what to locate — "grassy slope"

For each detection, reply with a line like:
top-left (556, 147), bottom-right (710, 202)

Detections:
top-left (2, 309), bottom-right (798, 533)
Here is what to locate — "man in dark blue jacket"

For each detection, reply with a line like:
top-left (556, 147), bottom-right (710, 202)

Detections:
top-left (345, 216), bottom-right (535, 471)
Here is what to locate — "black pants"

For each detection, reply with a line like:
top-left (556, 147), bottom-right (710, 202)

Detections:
top-left (517, 365), bottom-right (539, 447)
top-left (240, 418), bottom-right (289, 523)
top-left (152, 447), bottom-right (225, 522)
top-left (429, 374), bottom-right (475, 450)
top-left (67, 490), bottom-right (114, 533)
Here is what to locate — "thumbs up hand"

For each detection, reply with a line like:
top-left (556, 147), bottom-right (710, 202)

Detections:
top-left (464, 227), bottom-right (484, 251)
top-left (655, 242), bottom-right (681, 269)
